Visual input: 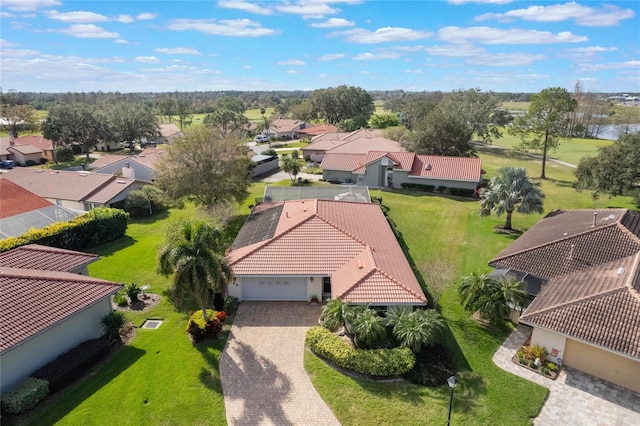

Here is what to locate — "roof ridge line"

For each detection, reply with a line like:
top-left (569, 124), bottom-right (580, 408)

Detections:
top-left (315, 213), bottom-right (369, 247)
top-left (616, 218), bottom-right (640, 243)
top-left (491, 222), bottom-right (622, 262)
top-left (0, 268), bottom-right (121, 286)
top-left (524, 285), bottom-right (629, 320)
top-left (626, 252), bottom-right (640, 302)
top-left (371, 267), bottom-right (427, 301)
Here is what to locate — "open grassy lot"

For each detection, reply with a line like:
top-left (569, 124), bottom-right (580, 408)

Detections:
top-left (19, 151), bottom-right (633, 425)
top-left (245, 107), bottom-right (275, 121)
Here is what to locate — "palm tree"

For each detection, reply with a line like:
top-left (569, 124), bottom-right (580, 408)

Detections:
top-left (458, 270), bottom-right (496, 313)
top-left (389, 308), bottom-right (444, 352)
top-left (320, 298), bottom-right (363, 347)
top-left (352, 308), bottom-right (387, 349)
top-left (256, 115), bottom-right (272, 139)
top-left (479, 167), bottom-right (544, 230)
top-left (157, 221), bottom-right (232, 322)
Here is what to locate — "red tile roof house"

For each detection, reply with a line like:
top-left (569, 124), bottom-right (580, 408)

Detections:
top-left (266, 118), bottom-right (308, 140)
top-left (89, 147), bottom-right (166, 183)
top-left (155, 124), bottom-right (184, 144)
top-left (3, 167), bottom-right (146, 211)
top-left (12, 135), bottom-right (55, 162)
top-left (321, 151), bottom-right (482, 190)
top-left (0, 245), bottom-right (122, 395)
top-left (301, 129), bottom-right (389, 163)
top-left (226, 199), bottom-right (427, 308)
top-left (0, 179), bottom-right (80, 238)
top-left (489, 209), bottom-right (640, 393)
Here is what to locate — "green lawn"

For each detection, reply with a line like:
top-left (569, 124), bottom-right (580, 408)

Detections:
top-left (245, 107), bottom-right (275, 121)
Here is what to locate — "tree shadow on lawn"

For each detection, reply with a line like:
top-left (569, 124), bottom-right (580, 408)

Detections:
top-left (89, 235), bottom-right (137, 256)
top-left (19, 346), bottom-right (145, 426)
top-left (544, 177), bottom-right (574, 188)
top-left (193, 333), bottom-right (228, 395)
top-left (384, 189), bottom-right (479, 203)
top-left (129, 209), bottom-right (170, 225)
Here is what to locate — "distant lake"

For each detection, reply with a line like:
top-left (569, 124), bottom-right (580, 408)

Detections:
top-left (590, 124), bottom-right (640, 140)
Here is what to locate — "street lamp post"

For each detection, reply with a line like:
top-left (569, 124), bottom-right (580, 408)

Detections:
top-left (446, 375), bottom-right (458, 426)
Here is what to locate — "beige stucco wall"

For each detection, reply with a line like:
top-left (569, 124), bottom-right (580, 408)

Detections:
top-left (0, 298), bottom-right (113, 395)
top-left (44, 197), bottom-right (87, 211)
top-left (530, 327), bottom-right (567, 363)
top-left (563, 338), bottom-right (640, 393)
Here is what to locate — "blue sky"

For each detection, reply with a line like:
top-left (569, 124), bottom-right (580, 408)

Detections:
top-left (1, 0), bottom-right (638, 93)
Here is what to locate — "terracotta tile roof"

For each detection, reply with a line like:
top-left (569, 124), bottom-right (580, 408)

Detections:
top-left (3, 168), bottom-right (136, 204)
top-left (520, 253), bottom-right (640, 359)
top-left (303, 137), bottom-right (350, 153)
top-left (297, 124), bottom-right (338, 136)
top-left (490, 209), bottom-right (640, 280)
top-left (271, 119), bottom-right (305, 133)
top-left (228, 199), bottom-right (427, 305)
top-left (326, 137), bottom-right (403, 155)
top-left (410, 155), bottom-right (483, 181)
top-left (0, 244), bottom-right (99, 272)
top-left (0, 267), bottom-right (122, 352)
top-left (0, 178), bottom-right (52, 218)
top-left (321, 153), bottom-right (367, 171)
top-left (341, 129), bottom-right (385, 141)
top-left (14, 135), bottom-right (53, 151)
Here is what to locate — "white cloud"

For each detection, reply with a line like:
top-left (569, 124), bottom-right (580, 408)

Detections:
top-left (353, 51), bottom-right (401, 60)
top-left (360, 70), bottom-right (370, 75)
top-left (438, 26), bottom-right (587, 44)
top-left (580, 60), bottom-right (640, 71)
top-left (116, 15), bottom-right (134, 24)
top-left (466, 52), bottom-right (546, 67)
top-left (276, 2), bottom-right (339, 17)
top-left (136, 13), bottom-right (158, 21)
top-left (310, 18), bottom-right (354, 28)
top-left (2, 0), bottom-right (61, 12)
top-left (278, 59), bottom-right (306, 65)
top-left (1, 48), bottom-right (41, 58)
top-left (115, 39), bottom-right (129, 44)
top-left (448, 0), bottom-right (513, 4)
top-left (58, 24), bottom-right (120, 39)
top-left (135, 56), bottom-right (161, 63)
top-left (0, 39), bottom-right (17, 47)
top-left (404, 69), bottom-right (423, 74)
top-left (565, 46), bottom-right (618, 53)
top-left (45, 10), bottom-right (110, 23)
top-left (319, 53), bottom-right (345, 61)
top-left (218, 1), bottom-right (272, 15)
top-left (475, 2), bottom-right (635, 27)
top-left (154, 47), bottom-right (202, 55)
top-left (168, 18), bottom-right (279, 37)
top-left (333, 27), bottom-right (432, 44)
top-left (425, 44), bottom-right (484, 57)
top-left (0, 12), bottom-right (15, 18)
top-left (286, 69), bottom-right (302, 74)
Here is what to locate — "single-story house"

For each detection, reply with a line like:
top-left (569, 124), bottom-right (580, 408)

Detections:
top-left (7, 144), bottom-right (44, 166)
top-left (301, 129), bottom-right (391, 163)
top-left (3, 167), bottom-right (145, 211)
top-left (12, 135), bottom-right (55, 162)
top-left (89, 147), bottom-right (165, 183)
top-left (0, 245), bottom-right (121, 395)
top-left (155, 124), bottom-right (183, 144)
top-left (226, 199), bottom-right (427, 308)
top-left (321, 151), bottom-right (482, 190)
top-left (0, 178), bottom-right (80, 239)
top-left (489, 208), bottom-right (640, 393)
top-left (251, 154), bottom-right (279, 177)
top-left (0, 137), bottom-right (13, 161)
top-left (296, 124), bottom-right (338, 140)
top-left (268, 118), bottom-right (308, 139)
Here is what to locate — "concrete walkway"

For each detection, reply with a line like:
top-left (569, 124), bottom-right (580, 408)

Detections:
top-left (220, 302), bottom-right (340, 426)
top-left (493, 325), bottom-right (640, 425)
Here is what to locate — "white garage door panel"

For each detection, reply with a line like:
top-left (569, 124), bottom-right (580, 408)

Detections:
top-left (242, 277), bottom-right (307, 300)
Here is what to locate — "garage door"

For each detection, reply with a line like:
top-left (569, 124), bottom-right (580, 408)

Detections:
top-left (242, 277), bottom-right (307, 301)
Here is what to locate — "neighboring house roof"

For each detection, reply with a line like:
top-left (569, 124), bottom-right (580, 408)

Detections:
top-left (8, 144), bottom-right (43, 155)
top-left (0, 267), bottom-right (121, 353)
top-left (490, 209), bottom-right (640, 280)
top-left (3, 168), bottom-right (138, 204)
top-left (520, 252), bottom-right (640, 359)
top-left (325, 137), bottom-right (402, 155)
top-left (0, 244), bottom-right (98, 272)
top-left (159, 124), bottom-right (182, 138)
top-left (227, 199), bottom-right (427, 305)
top-left (271, 119), bottom-right (305, 133)
top-left (303, 136), bottom-right (350, 153)
top-left (321, 151), bottom-right (483, 183)
top-left (0, 178), bottom-right (52, 218)
top-left (297, 124), bottom-right (338, 136)
top-left (0, 137), bottom-right (11, 156)
top-left (13, 135), bottom-right (54, 151)
top-left (90, 147), bottom-right (164, 173)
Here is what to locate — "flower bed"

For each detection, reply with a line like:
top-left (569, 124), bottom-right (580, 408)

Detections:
top-left (513, 344), bottom-right (559, 380)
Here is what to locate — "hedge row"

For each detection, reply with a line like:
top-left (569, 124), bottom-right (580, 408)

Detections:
top-left (399, 183), bottom-right (476, 198)
top-left (0, 208), bottom-right (129, 253)
top-left (305, 326), bottom-right (415, 377)
top-left (1, 377), bottom-right (49, 415)
top-left (31, 338), bottom-right (111, 394)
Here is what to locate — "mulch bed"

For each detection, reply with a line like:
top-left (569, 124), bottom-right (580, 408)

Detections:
top-left (113, 293), bottom-right (161, 312)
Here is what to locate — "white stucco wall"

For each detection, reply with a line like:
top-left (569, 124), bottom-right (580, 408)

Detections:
top-left (0, 298), bottom-right (113, 395)
top-left (229, 276), bottom-right (322, 302)
top-left (530, 327), bottom-right (567, 364)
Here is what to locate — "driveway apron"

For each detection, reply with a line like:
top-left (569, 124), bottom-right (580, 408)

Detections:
top-left (220, 301), bottom-right (340, 426)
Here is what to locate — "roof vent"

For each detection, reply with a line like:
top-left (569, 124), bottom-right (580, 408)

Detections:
top-left (616, 267), bottom-right (625, 276)
top-left (78, 173), bottom-right (88, 177)
top-left (425, 163), bottom-right (432, 171)
top-left (357, 259), bottom-right (364, 269)
top-left (117, 180), bottom-right (126, 184)
top-left (607, 214), bottom-right (615, 220)
top-left (592, 212), bottom-right (598, 227)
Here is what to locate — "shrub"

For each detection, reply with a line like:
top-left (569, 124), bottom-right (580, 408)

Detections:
top-left (25, 159), bottom-right (37, 167)
top-left (39, 157), bottom-right (48, 165)
top-left (189, 309), bottom-right (220, 328)
top-left (204, 319), bottom-right (223, 339)
top-left (449, 188), bottom-right (475, 197)
top-left (224, 296), bottom-right (239, 314)
top-left (400, 183), bottom-right (435, 192)
top-left (547, 362), bottom-right (557, 371)
top-left (101, 311), bottom-right (125, 341)
top-left (55, 147), bottom-right (74, 162)
top-left (186, 310), bottom-right (224, 341)
top-left (216, 311), bottom-right (227, 323)
top-left (31, 338), bottom-right (110, 394)
top-left (1, 377), bottom-right (49, 414)
top-left (114, 291), bottom-right (128, 307)
top-left (305, 326), bottom-right (415, 377)
top-left (126, 282), bottom-right (141, 302)
top-left (404, 343), bottom-right (456, 386)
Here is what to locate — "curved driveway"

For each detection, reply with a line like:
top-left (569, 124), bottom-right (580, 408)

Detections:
top-left (220, 301), bottom-right (340, 426)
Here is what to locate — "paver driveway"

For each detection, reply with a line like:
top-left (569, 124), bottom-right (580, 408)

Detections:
top-left (220, 301), bottom-right (340, 426)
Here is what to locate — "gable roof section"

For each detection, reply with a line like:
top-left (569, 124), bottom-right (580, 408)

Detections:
top-left (326, 137), bottom-right (403, 155)
top-left (410, 155), bottom-right (482, 182)
top-left (0, 244), bottom-right (98, 271)
top-left (297, 124), bottom-right (338, 136)
top-left (0, 178), bottom-right (52, 218)
top-left (159, 124), bottom-right (182, 138)
top-left (271, 119), bottom-right (304, 133)
top-left (0, 267), bottom-right (121, 353)
top-left (228, 199), bottom-right (427, 305)
top-left (490, 209), bottom-right (640, 280)
top-left (3, 168), bottom-right (135, 203)
top-left (90, 148), bottom-right (164, 173)
top-left (8, 144), bottom-right (43, 155)
top-left (14, 135), bottom-right (54, 151)
top-left (520, 253), bottom-right (640, 359)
